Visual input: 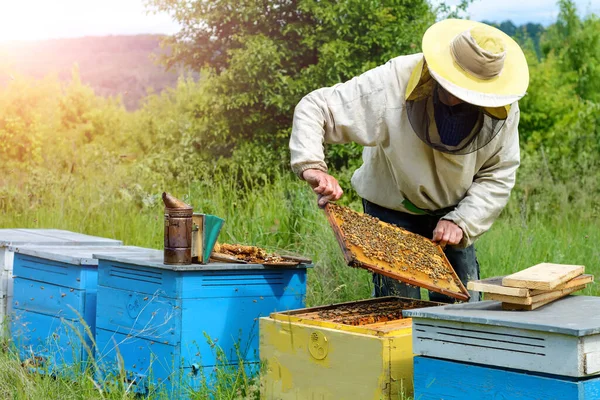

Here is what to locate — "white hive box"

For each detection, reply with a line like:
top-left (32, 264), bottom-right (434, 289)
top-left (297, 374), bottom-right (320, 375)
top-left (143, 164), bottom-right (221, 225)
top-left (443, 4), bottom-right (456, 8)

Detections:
top-left (403, 296), bottom-right (600, 378)
top-left (0, 229), bottom-right (122, 329)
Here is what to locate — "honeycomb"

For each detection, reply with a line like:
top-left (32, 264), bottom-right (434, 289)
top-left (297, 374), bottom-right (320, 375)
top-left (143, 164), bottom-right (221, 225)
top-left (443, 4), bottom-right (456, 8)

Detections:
top-left (314, 298), bottom-right (434, 326)
top-left (327, 203), bottom-right (457, 287)
top-left (215, 243), bottom-right (286, 263)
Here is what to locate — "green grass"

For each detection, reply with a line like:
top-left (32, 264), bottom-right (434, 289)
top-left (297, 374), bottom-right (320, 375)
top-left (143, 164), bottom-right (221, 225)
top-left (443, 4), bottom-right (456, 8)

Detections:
top-left (0, 169), bottom-right (598, 399)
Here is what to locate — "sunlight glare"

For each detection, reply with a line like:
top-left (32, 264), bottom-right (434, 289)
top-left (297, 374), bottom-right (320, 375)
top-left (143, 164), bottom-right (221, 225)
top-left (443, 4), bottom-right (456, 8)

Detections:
top-left (0, 0), bottom-right (177, 42)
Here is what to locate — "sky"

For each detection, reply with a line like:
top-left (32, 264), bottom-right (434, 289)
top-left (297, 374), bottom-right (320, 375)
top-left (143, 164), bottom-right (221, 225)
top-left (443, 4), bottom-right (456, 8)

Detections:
top-left (437, 0), bottom-right (600, 25)
top-left (0, 0), bottom-right (599, 42)
top-left (0, 0), bottom-right (179, 42)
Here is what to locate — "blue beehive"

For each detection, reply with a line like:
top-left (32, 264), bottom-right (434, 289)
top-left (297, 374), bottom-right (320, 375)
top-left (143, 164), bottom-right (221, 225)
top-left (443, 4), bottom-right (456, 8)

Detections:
top-left (10, 245), bottom-right (148, 374)
top-left (92, 249), bottom-right (310, 396)
top-left (0, 229), bottom-right (122, 329)
top-left (404, 296), bottom-right (600, 400)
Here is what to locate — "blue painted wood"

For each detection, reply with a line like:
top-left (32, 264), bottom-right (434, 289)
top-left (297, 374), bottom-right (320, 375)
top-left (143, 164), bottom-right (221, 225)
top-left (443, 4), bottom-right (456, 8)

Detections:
top-left (414, 356), bottom-right (600, 400)
top-left (95, 255), bottom-right (308, 396)
top-left (10, 246), bottom-right (125, 373)
top-left (96, 286), bottom-right (182, 343)
top-left (13, 278), bottom-right (85, 320)
top-left (95, 328), bottom-right (258, 397)
top-left (11, 310), bottom-right (91, 374)
top-left (13, 254), bottom-right (98, 289)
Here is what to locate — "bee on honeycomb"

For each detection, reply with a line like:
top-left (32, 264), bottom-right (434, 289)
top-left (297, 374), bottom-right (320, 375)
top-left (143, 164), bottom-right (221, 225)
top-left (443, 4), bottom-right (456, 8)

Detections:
top-left (328, 204), bottom-right (457, 287)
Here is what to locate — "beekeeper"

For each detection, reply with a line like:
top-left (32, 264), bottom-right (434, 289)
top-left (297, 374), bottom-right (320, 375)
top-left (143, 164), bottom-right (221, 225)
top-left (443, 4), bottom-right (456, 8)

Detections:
top-left (289, 19), bottom-right (529, 303)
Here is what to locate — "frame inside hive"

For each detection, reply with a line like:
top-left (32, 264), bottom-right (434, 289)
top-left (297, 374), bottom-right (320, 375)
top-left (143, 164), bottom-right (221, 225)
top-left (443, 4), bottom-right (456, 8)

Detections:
top-left (324, 203), bottom-right (470, 302)
top-left (272, 296), bottom-right (442, 334)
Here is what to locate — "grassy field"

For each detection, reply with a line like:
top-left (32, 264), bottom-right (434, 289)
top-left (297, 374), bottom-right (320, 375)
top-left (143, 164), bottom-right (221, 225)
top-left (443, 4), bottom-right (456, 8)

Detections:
top-left (0, 170), bottom-right (598, 399)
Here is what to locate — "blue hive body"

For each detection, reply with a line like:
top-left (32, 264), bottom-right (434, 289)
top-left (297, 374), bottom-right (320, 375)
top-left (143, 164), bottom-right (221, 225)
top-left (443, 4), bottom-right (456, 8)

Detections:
top-left (0, 229), bottom-right (122, 329)
top-left (414, 356), bottom-right (600, 400)
top-left (10, 245), bottom-right (147, 374)
top-left (93, 249), bottom-right (309, 396)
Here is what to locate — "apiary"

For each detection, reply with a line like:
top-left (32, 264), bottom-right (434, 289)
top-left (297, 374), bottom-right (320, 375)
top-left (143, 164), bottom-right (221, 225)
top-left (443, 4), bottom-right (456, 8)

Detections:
top-left (92, 248), bottom-right (310, 396)
top-left (9, 245), bottom-right (144, 375)
top-left (0, 229), bottom-right (122, 330)
top-left (404, 296), bottom-right (600, 399)
top-left (259, 296), bottom-right (442, 399)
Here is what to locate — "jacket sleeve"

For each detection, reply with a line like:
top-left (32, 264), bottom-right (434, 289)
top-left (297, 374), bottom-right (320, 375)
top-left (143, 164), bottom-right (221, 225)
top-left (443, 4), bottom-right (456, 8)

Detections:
top-left (442, 106), bottom-right (521, 248)
top-left (289, 64), bottom-right (390, 177)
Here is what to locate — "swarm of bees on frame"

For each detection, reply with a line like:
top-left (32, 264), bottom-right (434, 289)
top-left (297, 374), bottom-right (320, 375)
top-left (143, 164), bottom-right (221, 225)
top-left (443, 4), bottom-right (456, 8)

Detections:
top-left (328, 204), bottom-right (455, 286)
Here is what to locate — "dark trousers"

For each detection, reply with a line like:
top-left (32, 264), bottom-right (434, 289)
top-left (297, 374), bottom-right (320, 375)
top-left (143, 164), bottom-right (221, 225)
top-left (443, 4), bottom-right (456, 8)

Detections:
top-left (362, 199), bottom-right (481, 303)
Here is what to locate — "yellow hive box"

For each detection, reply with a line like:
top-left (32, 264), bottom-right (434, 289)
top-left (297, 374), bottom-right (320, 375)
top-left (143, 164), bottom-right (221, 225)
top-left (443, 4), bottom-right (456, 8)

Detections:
top-left (259, 296), bottom-right (440, 400)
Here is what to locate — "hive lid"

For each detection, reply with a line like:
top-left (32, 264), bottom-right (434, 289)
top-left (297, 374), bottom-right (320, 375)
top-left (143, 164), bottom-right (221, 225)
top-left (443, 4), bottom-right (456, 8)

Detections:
top-left (0, 229), bottom-right (122, 247)
top-left (324, 204), bottom-right (470, 302)
top-left (8, 245), bottom-right (145, 266)
top-left (93, 248), bottom-right (312, 271)
top-left (402, 296), bottom-right (600, 336)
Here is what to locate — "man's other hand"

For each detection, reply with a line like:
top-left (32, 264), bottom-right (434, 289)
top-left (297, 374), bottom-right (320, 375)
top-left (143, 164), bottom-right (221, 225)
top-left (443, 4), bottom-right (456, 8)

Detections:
top-left (433, 220), bottom-right (463, 247)
top-left (302, 169), bottom-right (343, 207)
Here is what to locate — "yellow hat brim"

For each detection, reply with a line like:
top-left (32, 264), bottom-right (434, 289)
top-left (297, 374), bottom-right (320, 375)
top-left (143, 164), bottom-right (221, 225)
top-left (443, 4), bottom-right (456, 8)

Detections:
top-left (422, 19), bottom-right (529, 99)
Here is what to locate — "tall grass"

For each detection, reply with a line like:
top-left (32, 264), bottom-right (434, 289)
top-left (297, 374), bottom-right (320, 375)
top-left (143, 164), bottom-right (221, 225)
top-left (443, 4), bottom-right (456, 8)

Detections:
top-left (1, 165), bottom-right (598, 399)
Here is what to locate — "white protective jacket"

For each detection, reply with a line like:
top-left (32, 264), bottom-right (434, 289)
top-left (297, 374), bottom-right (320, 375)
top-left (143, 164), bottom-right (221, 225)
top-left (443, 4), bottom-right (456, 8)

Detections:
top-left (289, 53), bottom-right (521, 247)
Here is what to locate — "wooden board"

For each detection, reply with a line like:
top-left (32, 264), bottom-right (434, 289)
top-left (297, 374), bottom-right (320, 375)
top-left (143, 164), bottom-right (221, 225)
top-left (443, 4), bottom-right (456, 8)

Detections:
top-left (324, 204), bottom-right (469, 302)
top-left (470, 274), bottom-right (594, 298)
top-left (501, 285), bottom-right (586, 311)
top-left (487, 283), bottom-right (588, 305)
top-left (530, 274), bottom-right (593, 295)
top-left (502, 263), bottom-right (585, 290)
top-left (468, 276), bottom-right (529, 297)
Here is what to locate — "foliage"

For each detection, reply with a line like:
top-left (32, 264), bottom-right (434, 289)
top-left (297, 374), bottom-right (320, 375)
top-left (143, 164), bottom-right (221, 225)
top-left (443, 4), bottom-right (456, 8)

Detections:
top-left (482, 20), bottom-right (545, 57)
top-left (147, 0), bottom-right (436, 158)
top-left (516, 0), bottom-right (600, 179)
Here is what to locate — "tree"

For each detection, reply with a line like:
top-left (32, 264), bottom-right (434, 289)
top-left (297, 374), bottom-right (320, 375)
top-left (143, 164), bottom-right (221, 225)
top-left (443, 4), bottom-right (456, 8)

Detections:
top-left (146, 0), bottom-right (436, 159)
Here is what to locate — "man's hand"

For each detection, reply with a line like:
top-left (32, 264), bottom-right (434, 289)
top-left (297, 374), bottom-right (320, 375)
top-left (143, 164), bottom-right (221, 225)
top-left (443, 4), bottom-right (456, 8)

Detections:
top-left (433, 220), bottom-right (463, 247)
top-left (302, 169), bottom-right (343, 207)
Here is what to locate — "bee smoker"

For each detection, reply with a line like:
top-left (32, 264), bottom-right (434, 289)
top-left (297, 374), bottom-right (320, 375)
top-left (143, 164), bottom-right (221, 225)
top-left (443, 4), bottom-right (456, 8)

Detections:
top-left (162, 192), bottom-right (193, 265)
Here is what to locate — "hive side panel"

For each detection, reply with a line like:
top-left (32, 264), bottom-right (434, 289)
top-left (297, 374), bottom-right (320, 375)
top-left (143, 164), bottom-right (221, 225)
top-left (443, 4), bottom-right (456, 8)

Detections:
top-left (0, 248), bottom-right (13, 328)
top-left (582, 378), bottom-right (600, 399)
top-left (387, 332), bottom-right (415, 398)
top-left (414, 356), bottom-right (582, 400)
top-left (3, 250), bottom-right (15, 318)
top-left (95, 328), bottom-right (183, 396)
top-left (582, 334), bottom-right (600, 375)
top-left (97, 261), bottom-right (178, 297)
top-left (13, 277), bottom-right (85, 320)
top-left (179, 282), bottom-right (306, 367)
top-left (13, 255), bottom-right (84, 289)
top-left (95, 285), bottom-right (182, 344)
top-left (259, 317), bottom-right (389, 400)
top-left (412, 318), bottom-right (582, 377)
top-left (11, 310), bottom-right (90, 373)
top-left (179, 268), bottom-right (307, 299)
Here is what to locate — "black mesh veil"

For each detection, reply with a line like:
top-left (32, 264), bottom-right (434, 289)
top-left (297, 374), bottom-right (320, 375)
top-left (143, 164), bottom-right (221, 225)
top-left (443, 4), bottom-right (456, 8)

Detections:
top-left (405, 61), bottom-right (508, 155)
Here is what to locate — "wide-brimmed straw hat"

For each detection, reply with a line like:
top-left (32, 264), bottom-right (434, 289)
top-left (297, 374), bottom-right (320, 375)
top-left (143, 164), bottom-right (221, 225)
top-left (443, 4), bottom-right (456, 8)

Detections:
top-left (420, 19), bottom-right (529, 108)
